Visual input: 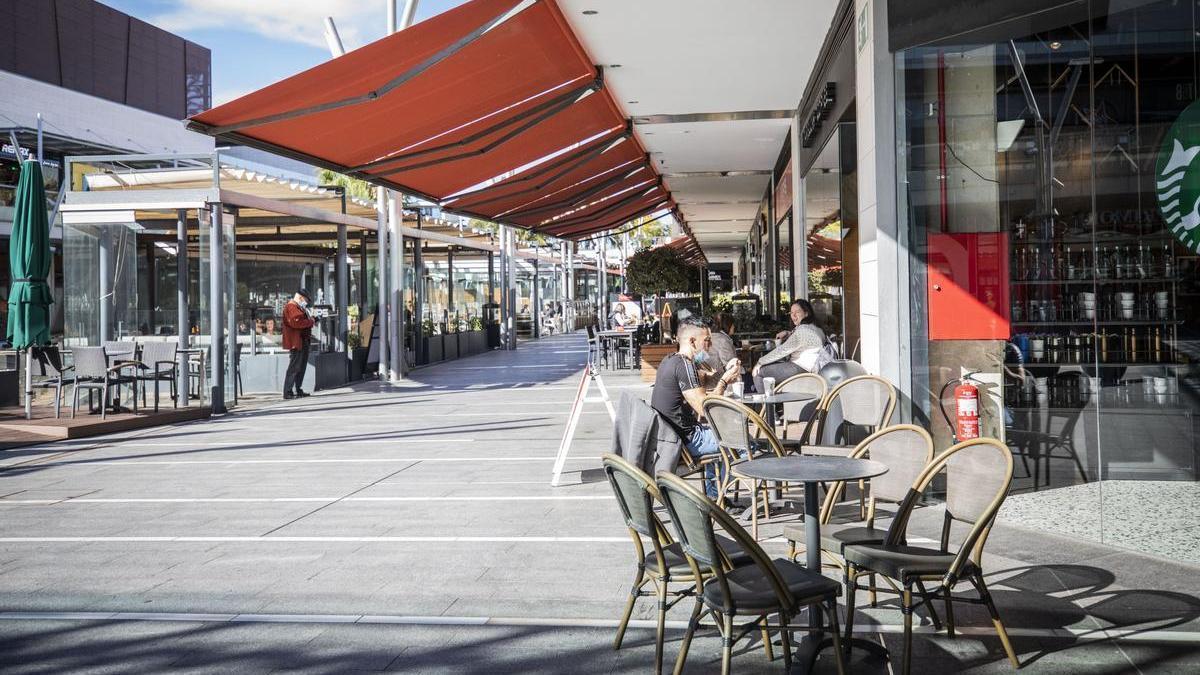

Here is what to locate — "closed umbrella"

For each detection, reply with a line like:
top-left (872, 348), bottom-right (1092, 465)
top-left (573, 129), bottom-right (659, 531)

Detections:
top-left (6, 160), bottom-right (54, 418)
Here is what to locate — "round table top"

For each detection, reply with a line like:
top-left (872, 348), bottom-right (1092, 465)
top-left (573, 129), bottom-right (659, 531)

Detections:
top-left (735, 391), bottom-right (817, 405)
top-left (732, 456), bottom-right (888, 483)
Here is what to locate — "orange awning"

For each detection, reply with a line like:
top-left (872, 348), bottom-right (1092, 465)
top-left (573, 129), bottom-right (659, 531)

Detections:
top-left (187, 0), bottom-right (682, 244)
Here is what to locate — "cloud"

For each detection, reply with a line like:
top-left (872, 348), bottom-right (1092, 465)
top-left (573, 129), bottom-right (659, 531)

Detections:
top-left (149, 0), bottom-right (386, 50)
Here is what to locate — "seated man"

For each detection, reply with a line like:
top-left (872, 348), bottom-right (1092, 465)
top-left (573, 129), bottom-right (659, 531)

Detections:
top-left (651, 317), bottom-right (741, 505)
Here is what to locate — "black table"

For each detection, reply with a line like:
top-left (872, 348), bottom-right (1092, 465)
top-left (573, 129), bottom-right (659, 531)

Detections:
top-left (734, 390), bottom-right (816, 431)
top-left (596, 330), bottom-right (637, 370)
top-left (731, 456), bottom-right (889, 670)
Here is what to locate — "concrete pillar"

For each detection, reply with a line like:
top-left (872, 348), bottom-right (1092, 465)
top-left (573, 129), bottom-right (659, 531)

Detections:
top-left (176, 209), bottom-right (189, 406)
top-left (225, 211), bottom-right (237, 405)
top-left (337, 223), bottom-right (349, 379)
top-left (532, 256), bottom-right (540, 339)
top-left (375, 187), bottom-right (389, 379)
top-left (388, 195), bottom-right (403, 379)
top-left (209, 205), bottom-right (225, 413)
top-left (791, 116), bottom-right (806, 300)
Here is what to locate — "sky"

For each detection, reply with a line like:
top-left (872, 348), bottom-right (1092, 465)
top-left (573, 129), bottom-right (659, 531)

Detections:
top-left (99, 0), bottom-right (469, 106)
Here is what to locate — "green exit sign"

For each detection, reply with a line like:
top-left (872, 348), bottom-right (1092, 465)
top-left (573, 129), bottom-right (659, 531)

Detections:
top-left (858, 1), bottom-right (870, 54)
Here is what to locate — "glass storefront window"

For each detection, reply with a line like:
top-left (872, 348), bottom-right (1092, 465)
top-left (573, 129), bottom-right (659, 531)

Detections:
top-left (897, 0), bottom-right (1200, 560)
top-left (804, 124), bottom-right (859, 352)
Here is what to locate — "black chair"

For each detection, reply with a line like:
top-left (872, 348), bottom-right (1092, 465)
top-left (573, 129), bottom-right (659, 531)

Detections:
top-left (842, 438), bottom-right (1020, 674)
top-left (31, 346), bottom-right (74, 419)
top-left (656, 472), bottom-right (846, 675)
top-left (134, 340), bottom-right (179, 412)
top-left (70, 346), bottom-right (137, 419)
top-left (602, 453), bottom-right (749, 674)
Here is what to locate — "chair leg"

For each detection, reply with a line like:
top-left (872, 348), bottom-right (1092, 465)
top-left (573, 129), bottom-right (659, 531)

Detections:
top-left (613, 566), bottom-right (644, 650)
top-left (915, 579), bottom-right (942, 630)
top-left (970, 573), bottom-right (1020, 669)
top-left (54, 383), bottom-right (61, 419)
top-left (901, 585), bottom-right (914, 675)
top-left (720, 612), bottom-right (733, 675)
top-left (843, 565), bottom-right (857, 647)
top-left (71, 385), bottom-right (79, 419)
top-left (673, 599), bottom-right (702, 675)
top-left (760, 617), bottom-right (774, 661)
top-left (944, 589), bottom-right (956, 638)
top-left (869, 573), bottom-right (878, 607)
top-left (655, 578), bottom-right (668, 673)
top-left (780, 613), bottom-right (793, 670)
top-left (825, 599), bottom-right (847, 675)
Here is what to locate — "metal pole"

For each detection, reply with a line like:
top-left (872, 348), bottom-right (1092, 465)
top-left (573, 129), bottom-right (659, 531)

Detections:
top-left (498, 226), bottom-right (509, 349)
top-left (225, 211), bottom-right (237, 405)
top-left (389, 195), bottom-right (403, 379)
top-left (413, 239), bottom-right (424, 363)
top-left (400, 0), bottom-right (419, 29)
top-left (98, 227), bottom-right (112, 342)
top-left (375, 189), bottom-right (389, 379)
top-left (532, 255), bottom-right (540, 339)
top-left (209, 206), bottom-right (225, 413)
top-left (598, 240), bottom-right (608, 326)
top-left (177, 209), bottom-right (189, 406)
top-left (337, 223), bottom-right (349, 379)
top-left (36, 113), bottom-right (43, 164)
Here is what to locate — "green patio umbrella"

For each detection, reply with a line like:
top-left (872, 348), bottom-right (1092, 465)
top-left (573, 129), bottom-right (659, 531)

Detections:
top-left (6, 160), bottom-right (54, 417)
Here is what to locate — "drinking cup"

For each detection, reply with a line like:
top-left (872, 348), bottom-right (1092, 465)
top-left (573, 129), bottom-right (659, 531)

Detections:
top-left (763, 377), bottom-right (776, 395)
top-left (1034, 376), bottom-right (1049, 393)
top-left (1121, 306), bottom-right (1134, 319)
top-left (1155, 291), bottom-right (1170, 307)
top-left (731, 381), bottom-right (745, 398)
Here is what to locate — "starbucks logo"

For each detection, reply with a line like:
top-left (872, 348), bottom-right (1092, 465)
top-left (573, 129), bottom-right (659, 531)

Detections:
top-left (1157, 101), bottom-right (1200, 253)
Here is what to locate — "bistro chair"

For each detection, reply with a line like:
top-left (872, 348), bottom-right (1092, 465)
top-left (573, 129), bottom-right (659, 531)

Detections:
top-left (655, 472), bottom-right (846, 675)
top-left (783, 425), bottom-right (935, 607)
top-left (133, 339), bottom-right (179, 412)
top-left (842, 437), bottom-right (1020, 674)
top-left (775, 372), bottom-right (827, 447)
top-left (601, 454), bottom-right (750, 674)
top-left (69, 346), bottom-right (137, 419)
top-left (701, 396), bottom-right (787, 511)
top-left (801, 375), bottom-right (897, 457)
top-left (31, 346), bottom-right (74, 419)
top-left (102, 340), bottom-right (138, 362)
top-left (585, 324), bottom-right (605, 369)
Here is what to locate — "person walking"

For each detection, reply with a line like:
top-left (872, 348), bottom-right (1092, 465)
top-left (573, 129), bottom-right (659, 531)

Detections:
top-left (282, 288), bottom-right (315, 400)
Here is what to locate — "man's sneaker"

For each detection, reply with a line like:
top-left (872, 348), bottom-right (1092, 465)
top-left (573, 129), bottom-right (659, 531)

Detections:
top-left (295, 390), bottom-right (311, 398)
top-left (283, 392), bottom-right (295, 400)
top-left (724, 503), bottom-right (748, 517)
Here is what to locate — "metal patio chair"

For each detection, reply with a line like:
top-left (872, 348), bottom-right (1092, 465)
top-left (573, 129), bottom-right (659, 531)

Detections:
top-left (701, 396), bottom-right (787, 512)
top-left (656, 472), bottom-right (846, 675)
top-left (134, 339), bottom-right (179, 412)
top-left (842, 437), bottom-right (1021, 674)
top-left (69, 346), bottom-right (136, 419)
top-left (31, 346), bottom-right (74, 419)
top-left (601, 453), bottom-right (750, 674)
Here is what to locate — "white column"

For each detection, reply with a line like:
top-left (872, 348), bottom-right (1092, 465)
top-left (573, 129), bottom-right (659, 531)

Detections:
top-left (790, 115), bottom-right (806, 301)
top-left (854, 0), bottom-right (906, 390)
top-left (375, 187), bottom-right (390, 379)
top-left (388, 196), bottom-right (404, 379)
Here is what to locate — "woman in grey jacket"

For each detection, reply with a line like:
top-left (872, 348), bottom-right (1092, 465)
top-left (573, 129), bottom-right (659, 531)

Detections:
top-left (752, 299), bottom-right (825, 393)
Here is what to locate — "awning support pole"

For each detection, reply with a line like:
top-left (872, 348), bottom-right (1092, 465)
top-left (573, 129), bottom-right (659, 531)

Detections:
top-left (375, 187), bottom-right (390, 380)
top-left (209, 205), bottom-right (225, 414)
top-left (176, 209), bottom-right (189, 407)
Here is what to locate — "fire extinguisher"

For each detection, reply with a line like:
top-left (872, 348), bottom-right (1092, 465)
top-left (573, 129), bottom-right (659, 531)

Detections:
top-left (939, 373), bottom-right (982, 442)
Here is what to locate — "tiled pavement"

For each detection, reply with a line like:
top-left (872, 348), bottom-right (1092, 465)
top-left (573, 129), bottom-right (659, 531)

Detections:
top-left (0, 332), bottom-right (1198, 673)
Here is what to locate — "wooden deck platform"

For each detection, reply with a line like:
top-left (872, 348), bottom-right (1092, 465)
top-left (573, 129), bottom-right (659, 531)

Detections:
top-left (0, 406), bottom-right (211, 449)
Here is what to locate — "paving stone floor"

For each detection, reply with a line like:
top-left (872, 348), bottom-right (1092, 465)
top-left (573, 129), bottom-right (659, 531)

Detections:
top-left (0, 333), bottom-right (1198, 673)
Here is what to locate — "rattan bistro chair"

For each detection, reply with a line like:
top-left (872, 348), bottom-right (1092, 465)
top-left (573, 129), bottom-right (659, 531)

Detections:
top-left (702, 396), bottom-right (787, 511)
top-left (801, 375), bottom-right (897, 457)
top-left (656, 472), bottom-right (846, 675)
top-left (602, 454), bottom-right (750, 674)
top-left (783, 425), bottom-right (935, 611)
top-left (776, 372), bottom-right (827, 441)
top-left (842, 438), bottom-right (1020, 674)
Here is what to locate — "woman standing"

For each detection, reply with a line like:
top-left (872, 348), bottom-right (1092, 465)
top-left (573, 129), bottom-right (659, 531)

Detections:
top-left (752, 299), bottom-right (824, 393)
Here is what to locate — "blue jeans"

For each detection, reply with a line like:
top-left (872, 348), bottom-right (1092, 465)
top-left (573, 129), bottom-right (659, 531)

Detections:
top-left (684, 425), bottom-right (724, 499)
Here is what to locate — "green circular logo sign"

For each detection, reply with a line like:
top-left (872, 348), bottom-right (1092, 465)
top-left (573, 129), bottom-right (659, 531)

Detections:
top-left (1157, 100), bottom-right (1200, 253)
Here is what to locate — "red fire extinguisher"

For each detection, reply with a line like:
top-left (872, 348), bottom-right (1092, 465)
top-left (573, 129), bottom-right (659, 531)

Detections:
top-left (940, 373), bottom-right (982, 442)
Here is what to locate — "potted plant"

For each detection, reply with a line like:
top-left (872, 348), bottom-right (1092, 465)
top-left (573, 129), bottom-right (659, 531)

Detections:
top-left (422, 318), bottom-right (441, 363)
top-left (467, 315), bottom-right (486, 354)
top-left (348, 331), bottom-right (368, 379)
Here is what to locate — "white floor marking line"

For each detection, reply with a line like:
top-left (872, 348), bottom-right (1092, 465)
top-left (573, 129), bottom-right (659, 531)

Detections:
top-left (0, 495), bottom-right (615, 505)
top-left (109, 439), bottom-right (476, 447)
top-left (0, 535), bottom-right (631, 543)
top-left (0, 611), bottom-right (1196, 644)
top-left (65, 456), bottom-right (603, 466)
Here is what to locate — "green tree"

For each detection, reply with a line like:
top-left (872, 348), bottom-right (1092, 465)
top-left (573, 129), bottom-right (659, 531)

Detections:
top-left (625, 246), bottom-right (699, 296)
top-left (317, 169), bottom-right (376, 202)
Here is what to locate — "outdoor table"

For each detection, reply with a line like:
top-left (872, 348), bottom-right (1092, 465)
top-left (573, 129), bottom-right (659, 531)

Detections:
top-left (734, 390), bottom-right (816, 431)
top-left (596, 329), bottom-right (637, 371)
top-left (730, 455), bottom-right (889, 669)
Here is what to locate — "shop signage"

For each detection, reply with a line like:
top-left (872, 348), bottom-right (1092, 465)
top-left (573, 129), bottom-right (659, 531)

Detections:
top-left (774, 161), bottom-right (793, 221)
top-left (1, 143), bottom-right (60, 168)
top-left (801, 83), bottom-right (836, 148)
top-left (1157, 98), bottom-right (1200, 253)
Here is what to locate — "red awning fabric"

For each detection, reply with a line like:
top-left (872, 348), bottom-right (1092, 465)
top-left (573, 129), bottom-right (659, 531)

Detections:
top-left (187, 0), bottom-right (683, 245)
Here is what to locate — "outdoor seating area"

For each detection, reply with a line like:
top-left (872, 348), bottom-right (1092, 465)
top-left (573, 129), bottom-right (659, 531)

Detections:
top-left (609, 362), bottom-right (1026, 673)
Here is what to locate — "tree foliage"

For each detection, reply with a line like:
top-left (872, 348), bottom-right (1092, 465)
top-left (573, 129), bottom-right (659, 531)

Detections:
top-left (625, 246), bottom-right (699, 296)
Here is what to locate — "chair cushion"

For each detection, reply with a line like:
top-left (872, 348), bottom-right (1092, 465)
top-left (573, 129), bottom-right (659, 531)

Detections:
top-left (646, 536), bottom-right (750, 579)
top-left (843, 543), bottom-right (977, 582)
top-left (783, 521), bottom-right (888, 555)
top-left (702, 558), bottom-right (839, 614)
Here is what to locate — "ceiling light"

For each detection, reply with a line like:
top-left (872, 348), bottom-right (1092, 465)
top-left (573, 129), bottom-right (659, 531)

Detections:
top-left (582, 9), bottom-right (598, 15)
top-left (627, 100), bottom-right (638, 104)
top-left (1049, 41), bottom-right (1062, 50)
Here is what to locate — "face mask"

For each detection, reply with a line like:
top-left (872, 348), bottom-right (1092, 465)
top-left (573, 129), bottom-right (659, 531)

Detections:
top-left (693, 349), bottom-right (709, 365)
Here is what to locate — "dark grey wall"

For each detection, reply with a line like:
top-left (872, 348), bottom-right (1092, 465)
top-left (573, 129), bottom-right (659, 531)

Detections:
top-left (0, 0), bottom-right (211, 119)
top-left (887, 0), bottom-right (1101, 51)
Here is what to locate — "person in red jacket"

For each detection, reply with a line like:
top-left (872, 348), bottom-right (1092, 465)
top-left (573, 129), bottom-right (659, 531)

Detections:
top-left (282, 289), bottom-right (315, 399)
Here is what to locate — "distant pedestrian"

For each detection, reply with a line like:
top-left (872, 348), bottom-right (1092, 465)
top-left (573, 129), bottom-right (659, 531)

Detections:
top-left (283, 288), bottom-right (315, 400)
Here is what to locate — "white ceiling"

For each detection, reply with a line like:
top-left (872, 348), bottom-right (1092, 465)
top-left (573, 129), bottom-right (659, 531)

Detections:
top-left (560, 0), bottom-right (839, 260)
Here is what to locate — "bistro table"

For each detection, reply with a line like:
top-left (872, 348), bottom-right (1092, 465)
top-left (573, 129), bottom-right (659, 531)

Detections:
top-left (735, 390), bottom-right (816, 431)
top-left (596, 329), bottom-right (637, 371)
top-left (732, 455), bottom-right (889, 669)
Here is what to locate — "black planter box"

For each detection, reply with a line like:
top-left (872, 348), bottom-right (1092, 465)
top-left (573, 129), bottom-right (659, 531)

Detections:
top-left (427, 335), bottom-right (443, 363)
top-left (468, 330), bottom-right (486, 355)
top-left (350, 347), bottom-right (368, 379)
top-left (486, 324), bottom-right (501, 348)
top-left (444, 334), bottom-right (459, 361)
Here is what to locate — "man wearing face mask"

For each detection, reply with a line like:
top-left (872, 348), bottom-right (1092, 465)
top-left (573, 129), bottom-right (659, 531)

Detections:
top-left (651, 317), bottom-right (741, 505)
top-left (282, 288), bottom-right (315, 400)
